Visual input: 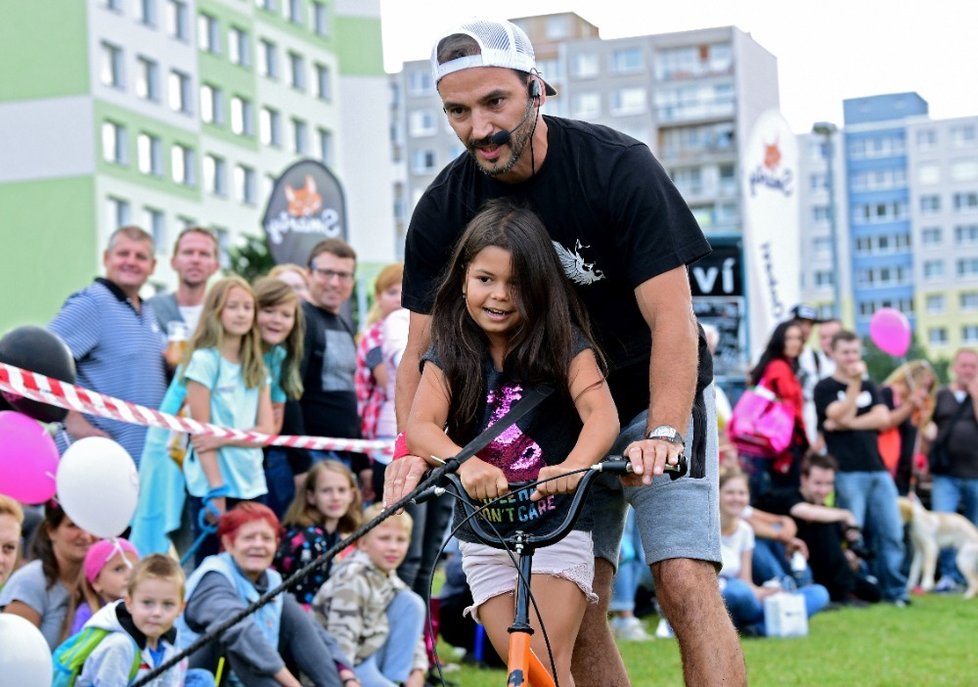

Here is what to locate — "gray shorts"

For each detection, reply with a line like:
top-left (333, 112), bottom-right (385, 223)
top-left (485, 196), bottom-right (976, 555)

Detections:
top-left (591, 382), bottom-right (721, 570)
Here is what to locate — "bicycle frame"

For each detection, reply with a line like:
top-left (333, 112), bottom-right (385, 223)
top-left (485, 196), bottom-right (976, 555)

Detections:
top-left (505, 537), bottom-right (557, 687)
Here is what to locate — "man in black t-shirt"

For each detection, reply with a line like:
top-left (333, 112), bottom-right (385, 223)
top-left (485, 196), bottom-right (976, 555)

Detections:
top-left (760, 453), bottom-right (881, 603)
top-left (384, 18), bottom-right (739, 687)
top-left (297, 239), bottom-right (369, 487)
top-left (813, 329), bottom-right (909, 604)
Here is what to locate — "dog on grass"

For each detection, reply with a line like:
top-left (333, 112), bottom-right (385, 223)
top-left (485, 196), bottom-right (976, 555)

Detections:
top-left (897, 495), bottom-right (978, 599)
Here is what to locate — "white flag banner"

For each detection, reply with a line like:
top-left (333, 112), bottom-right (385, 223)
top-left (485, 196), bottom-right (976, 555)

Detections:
top-left (741, 109), bottom-right (801, 362)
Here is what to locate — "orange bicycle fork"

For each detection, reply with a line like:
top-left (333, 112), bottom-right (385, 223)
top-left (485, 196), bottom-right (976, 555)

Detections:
top-left (505, 545), bottom-right (556, 687)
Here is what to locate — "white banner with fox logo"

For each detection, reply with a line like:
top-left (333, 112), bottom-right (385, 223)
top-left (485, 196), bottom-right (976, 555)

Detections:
top-left (741, 109), bottom-right (801, 362)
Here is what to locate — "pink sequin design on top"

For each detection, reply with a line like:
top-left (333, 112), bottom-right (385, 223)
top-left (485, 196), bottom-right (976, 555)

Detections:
top-left (479, 384), bottom-right (544, 481)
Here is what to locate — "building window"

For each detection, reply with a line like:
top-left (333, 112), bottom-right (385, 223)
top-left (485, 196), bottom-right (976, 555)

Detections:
top-left (923, 260), bottom-right (945, 279)
top-left (144, 207), bottom-right (165, 251)
top-left (214, 227), bottom-right (231, 269)
top-left (198, 13), bottom-right (219, 54)
top-left (610, 87), bottom-right (647, 116)
top-left (950, 124), bottom-right (977, 146)
top-left (171, 144), bottom-right (195, 185)
top-left (229, 27), bottom-right (250, 67)
top-left (231, 96), bottom-right (253, 136)
top-left (166, 0), bottom-right (188, 41)
top-left (259, 39), bottom-right (278, 78)
top-left (135, 57), bottom-right (159, 101)
top-left (168, 69), bottom-right (192, 114)
top-left (412, 149), bottom-right (436, 174)
top-left (925, 294), bottom-right (945, 314)
top-left (102, 0), bottom-right (122, 11)
top-left (260, 107), bottom-right (281, 146)
top-left (106, 196), bottom-right (131, 229)
top-left (955, 224), bottom-right (978, 244)
top-left (312, 1), bottom-right (328, 36)
top-left (571, 53), bottom-right (600, 78)
top-left (204, 154), bottom-right (227, 196)
top-left (954, 192), bottom-right (978, 212)
top-left (292, 118), bottom-right (308, 155)
top-left (100, 42), bottom-right (125, 88)
top-left (916, 164), bottom-right (940, 185)
top-left (960, 292), bottom-right (978, 311)
top-left (812, 205), bottom-right (830, 222)
top-left (963, 325), bottom-right (978, 344)
top-left (101, 121), bottom-right (127, 164)
top-left (234, 164), bottom-right (256, 205)
top-left (572, 92), bottom-right (601, 119)
top-left (408, 110), bottom-right (437, 137)
top-left (610, 47), bottom-right (643, 74)
top-left (921, 227), bottom-right (942, 245)
top-left (200, 83), bottom-right (222, 124)
top-left (920, 194), bottom-right (941, 214)
top-left (318, 128), bottom-right (333, 166)
top-left (288, 52), bottom-right (306, 91)
top-left (814, 270), bottom-right (834, 287)
top-left (916, 128), bottom-right (936, 149)
top-left (928, 327), bottom-right (948, 346)
top-left (957, 258), bottom-right (978, 277)
top-left (408, 70), bottom-right (432, 95)
top-left (951, 160), bottom-right (978, 182)
top-left (137, 133), bottom-right (162, 175)
top-left (256, 0), bottom-right (277, 10)
top-left (315, 63), bottom-right (332, 101)
top-left (286, 0), bottom-right (303, 24)
top-left (137, 0), bottom-right (156, 26)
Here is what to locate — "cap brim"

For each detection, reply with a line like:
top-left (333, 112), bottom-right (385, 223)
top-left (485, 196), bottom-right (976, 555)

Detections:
top-left (543, 80), bottom-right (557, 96)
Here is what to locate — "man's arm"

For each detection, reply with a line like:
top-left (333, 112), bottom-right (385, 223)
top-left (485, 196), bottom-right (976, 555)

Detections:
top-left (824, 375), bottom-right (864, 425)
top-left (625, 266), bottom-right (698, 483)
top-left (789, 502), bottom-right (856, 527)
top-left (832, 404), bottom-right (890, 431)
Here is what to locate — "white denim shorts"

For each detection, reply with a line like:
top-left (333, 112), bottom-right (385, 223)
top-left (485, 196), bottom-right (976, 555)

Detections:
top-left (459, 529), bottom-right (597, 624)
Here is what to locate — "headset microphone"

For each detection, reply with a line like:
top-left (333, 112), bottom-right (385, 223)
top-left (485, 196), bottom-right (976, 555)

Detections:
top-left (488, 81), bottom-right (541, 147)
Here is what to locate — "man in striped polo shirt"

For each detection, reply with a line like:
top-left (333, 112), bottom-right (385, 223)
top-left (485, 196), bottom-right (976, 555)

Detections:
top-left (49, 226), bottom-right (168, 466)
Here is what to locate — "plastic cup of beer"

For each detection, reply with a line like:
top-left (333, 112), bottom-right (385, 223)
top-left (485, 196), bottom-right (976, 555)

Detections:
top-left (165, 322), bottom-right (190, 368)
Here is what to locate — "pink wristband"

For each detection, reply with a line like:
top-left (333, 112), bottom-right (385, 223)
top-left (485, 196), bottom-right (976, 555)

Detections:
top-left (393, 432), bottom-right (410, 460)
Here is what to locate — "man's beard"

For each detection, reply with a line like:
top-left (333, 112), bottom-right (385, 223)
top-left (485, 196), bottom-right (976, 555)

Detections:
top-left (465, 107), bottom-right (535, 178)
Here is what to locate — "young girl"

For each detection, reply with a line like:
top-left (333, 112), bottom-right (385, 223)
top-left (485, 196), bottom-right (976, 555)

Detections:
top-left (274, 460), bottom-right (363, 606)
top-left (182, 276), bottom-right (276, 563)
top-left (69, 538), bottom-right (140, 635)
top-left (254, 276), bottom-right (307, 516)
top-left (406, 199), bottom-right (619, 685)
top-left (718, 468), bottom-right (829, 636)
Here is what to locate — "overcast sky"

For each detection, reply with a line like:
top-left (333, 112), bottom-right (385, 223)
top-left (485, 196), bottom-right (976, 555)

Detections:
top-left (379, 0), bottom-right (978, 134)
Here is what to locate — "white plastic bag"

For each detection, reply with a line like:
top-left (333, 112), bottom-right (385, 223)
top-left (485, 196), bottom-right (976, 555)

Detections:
top-left (763, 592), bottom-right (808, 637)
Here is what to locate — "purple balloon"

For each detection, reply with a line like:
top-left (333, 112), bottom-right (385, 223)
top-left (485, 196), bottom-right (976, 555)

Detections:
top-left (0, 411), bottom-right (58, 504)
top-left (869, 308), bottom-right (911, 357)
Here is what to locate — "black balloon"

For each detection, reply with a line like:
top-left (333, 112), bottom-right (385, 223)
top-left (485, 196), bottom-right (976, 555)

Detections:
top-left (0, 326), bottom-right (76, 423)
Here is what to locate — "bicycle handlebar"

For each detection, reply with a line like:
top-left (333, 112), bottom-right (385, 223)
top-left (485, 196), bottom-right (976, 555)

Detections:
top-left (416, 458), bottom-right (634, 552)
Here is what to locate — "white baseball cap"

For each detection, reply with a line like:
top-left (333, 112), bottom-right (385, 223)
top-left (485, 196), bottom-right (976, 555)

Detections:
top-left (431, 18), bottom-right (557, 96)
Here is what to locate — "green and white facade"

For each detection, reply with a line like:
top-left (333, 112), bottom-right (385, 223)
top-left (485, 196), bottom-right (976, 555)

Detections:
top-left (0, 0), bottom-right (392, 334)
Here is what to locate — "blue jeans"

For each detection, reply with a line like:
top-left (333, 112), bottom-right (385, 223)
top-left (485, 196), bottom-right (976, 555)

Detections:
top-left (931, 475), bottom-right (978, 581)
top-left (264, 448), bottom-right (296, 519)
top-left (354, 590), bottom-right (426, 687)
top-left (610, 506), bottom-right (646, 613)
top-left (833, 470), bottom-right (908, 602)
top-left (721, 578), bottom-right (829, 633)
top-left (751, 539), bottom-right (814, 587)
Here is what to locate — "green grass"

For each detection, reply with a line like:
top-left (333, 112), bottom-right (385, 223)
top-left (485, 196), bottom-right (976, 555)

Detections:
top-left (434, 595), bottom-right (975, 686)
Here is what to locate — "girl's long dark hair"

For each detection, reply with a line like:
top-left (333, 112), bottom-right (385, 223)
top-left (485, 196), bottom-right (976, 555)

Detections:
top-left (429, 198), bottom-right (604, 440)
top-left (750, 320), bottom-right (801, 385)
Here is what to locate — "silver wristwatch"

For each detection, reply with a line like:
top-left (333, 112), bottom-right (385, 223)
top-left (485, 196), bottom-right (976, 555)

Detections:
top-left (646, 425), bottom-right (685, 448)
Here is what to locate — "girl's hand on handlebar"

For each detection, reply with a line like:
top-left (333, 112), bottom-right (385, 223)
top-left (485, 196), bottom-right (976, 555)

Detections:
top-left (531, 463), bottom-right (586, 502)
top-left (459, 456), bottom-right (509, 501)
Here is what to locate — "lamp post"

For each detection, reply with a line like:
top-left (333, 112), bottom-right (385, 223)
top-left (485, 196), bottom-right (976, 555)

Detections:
top-left (812, 121), bottom-right (841, 320)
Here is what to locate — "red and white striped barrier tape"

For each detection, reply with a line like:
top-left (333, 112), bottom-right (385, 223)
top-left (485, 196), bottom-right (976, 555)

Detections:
top-left (0, 361), bottom-right (393, 455)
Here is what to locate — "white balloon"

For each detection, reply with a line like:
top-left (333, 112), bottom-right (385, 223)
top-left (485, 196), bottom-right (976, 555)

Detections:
top-left (0, 614), bottom-right (53, 686)
top-left (57, 436), bottom-right (139, 538)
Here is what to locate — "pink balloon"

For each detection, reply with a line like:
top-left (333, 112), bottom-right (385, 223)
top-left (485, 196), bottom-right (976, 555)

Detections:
top-left (0, 411), bottom-right (58, 504)
top-left (869, 308), bottom-right (912, 357)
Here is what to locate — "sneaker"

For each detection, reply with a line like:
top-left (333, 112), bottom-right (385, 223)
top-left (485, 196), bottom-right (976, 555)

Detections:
top-left (611, 616), bottom-right (653, 642)
top-left (934, 577), bottom-right (961, 593)
top-left (654, 617), bottom-right (675, 639)
top-left (891, 598), bottom-right (911, 608)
